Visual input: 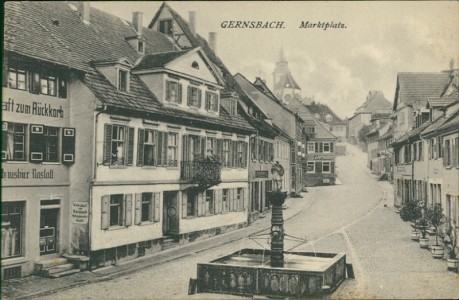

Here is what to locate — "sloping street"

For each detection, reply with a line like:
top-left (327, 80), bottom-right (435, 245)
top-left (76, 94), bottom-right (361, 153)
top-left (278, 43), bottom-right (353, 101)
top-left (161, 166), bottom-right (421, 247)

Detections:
top-left (20, 144), bottom-right (456, 299)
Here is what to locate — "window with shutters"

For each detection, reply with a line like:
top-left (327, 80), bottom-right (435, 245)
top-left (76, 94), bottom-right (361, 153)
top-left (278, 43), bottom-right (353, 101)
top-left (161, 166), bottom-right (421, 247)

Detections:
top-left (323, 142), bottom-right (330, 153)
top-left (307, 142), bottom-right (315, 154)
top-left (444, 139), bottom-right (451, 167)
top-left (187, 86), bottom-right (201, 108)
top-left (141, 193), bottom-right (153, 222)
top-left (109, 194), bottom-right (123, 226)
top-left (43, 127), bottom-right (59, 162)
top-left (143, 129), bottom-right (157, 166)
top-left (237, 141), bottom-right (244, 168)
top-left (222, 140), bottom-right (230, 167)
top-left (167, 132), bottom-right (178, 167)
top-left (250, 137), bottom-right (257, 160)
top-left (222, 189), bottom-right (228, 212)
top-left (307, 162), bottom-right (315, 173)
top-left (2, 123), bottom-right (26, 161)
top-left (205, 190), bottom-right (214, 215)
top-left (111, 125), bottom-right (126, 165)
top-left (206, 137), bottom-right (216, 155)
top-left (205, 91), bottom-right (219, 112)
top-left (166, 80), bottom-right (182, 103)
top-left (322, 162), bottom-right (331, 173)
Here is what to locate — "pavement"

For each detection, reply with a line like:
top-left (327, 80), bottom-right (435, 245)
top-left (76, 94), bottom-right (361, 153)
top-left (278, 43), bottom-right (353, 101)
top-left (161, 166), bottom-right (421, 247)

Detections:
top-left (1, 190), bottom-right (316, 300)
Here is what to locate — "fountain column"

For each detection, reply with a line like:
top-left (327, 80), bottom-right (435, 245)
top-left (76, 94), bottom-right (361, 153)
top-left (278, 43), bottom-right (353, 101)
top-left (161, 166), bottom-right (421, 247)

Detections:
top-left (268, 191), bottom-right (287, 268)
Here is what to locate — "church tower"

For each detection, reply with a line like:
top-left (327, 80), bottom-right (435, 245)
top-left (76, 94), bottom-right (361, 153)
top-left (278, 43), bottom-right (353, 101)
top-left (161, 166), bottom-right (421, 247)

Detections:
top-left (272, 46), bottom-right (301, 104)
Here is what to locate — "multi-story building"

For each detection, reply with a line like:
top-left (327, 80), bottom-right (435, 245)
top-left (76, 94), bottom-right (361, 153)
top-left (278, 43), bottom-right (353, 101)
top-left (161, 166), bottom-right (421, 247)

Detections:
top-left (391, 68), bottom-right (459, 209)
top-left (306, 102), bottom-right (347, 143)
top-left (366, 111), bottom-right (391, 174)
top-left (3, 1), bottom-right (257, 277)
top-left (348, 90), bottom-right (391, 146)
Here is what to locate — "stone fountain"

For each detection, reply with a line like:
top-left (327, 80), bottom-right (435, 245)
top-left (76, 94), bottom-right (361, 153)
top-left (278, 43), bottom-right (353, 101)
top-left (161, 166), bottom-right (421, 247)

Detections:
top-left (196, 163), bottom-right (347, 298)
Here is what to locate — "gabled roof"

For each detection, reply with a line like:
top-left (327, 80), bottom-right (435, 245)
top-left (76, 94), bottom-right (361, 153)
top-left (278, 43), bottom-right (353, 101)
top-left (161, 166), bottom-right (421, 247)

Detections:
top-left (132, 50), bottom-right (190, 70)
top-left (306, 102), bottom-right (346, 125)
top-left (393, 72), bottom-right (451, 110)
top-left (253, 77), bottom-right (279, 103)
top-left (4, 2), bottom-right (174, 73)
top-left (312, 121), bottom-right (337, 140)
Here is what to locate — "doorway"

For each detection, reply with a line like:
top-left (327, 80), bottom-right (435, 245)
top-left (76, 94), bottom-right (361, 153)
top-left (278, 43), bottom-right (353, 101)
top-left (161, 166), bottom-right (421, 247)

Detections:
top-left (39, 208), bottom-right (59, 255)
top-left (163, 191), bottom-right (179, 235)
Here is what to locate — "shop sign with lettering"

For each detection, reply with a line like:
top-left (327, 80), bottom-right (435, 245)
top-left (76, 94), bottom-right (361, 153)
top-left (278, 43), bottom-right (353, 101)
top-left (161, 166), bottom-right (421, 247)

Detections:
top-left (314, 155), bottom-right (333, 160)
top-left (255, 170), bottom-right (269, 178)
top-left (72, 202), bottom-right (89, 224)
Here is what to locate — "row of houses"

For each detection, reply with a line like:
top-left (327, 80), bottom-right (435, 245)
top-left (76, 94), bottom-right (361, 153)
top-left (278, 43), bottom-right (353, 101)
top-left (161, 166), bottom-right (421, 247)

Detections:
top-left (363, 66), bottom-right (459, 227)
top-left (1, 2), bottom-right (340, 278)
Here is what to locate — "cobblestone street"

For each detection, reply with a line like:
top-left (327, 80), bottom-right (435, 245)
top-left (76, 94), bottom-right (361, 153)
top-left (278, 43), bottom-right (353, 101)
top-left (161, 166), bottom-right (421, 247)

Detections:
top-left (3, 144), bottom-right (453, 299)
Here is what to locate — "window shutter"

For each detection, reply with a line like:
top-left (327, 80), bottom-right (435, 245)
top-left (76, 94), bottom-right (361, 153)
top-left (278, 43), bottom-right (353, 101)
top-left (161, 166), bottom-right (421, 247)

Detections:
top-left (228, 140), bottom-right (233, 168)
top-left (200, 136), bottom-right (206, 156)
top-left (197, 89), bottom-right (202, 107)
top-left (216, 190), bottom-right (222, 214)
top-left (217, 139), bottom-right (223, 162)
top-left (197, 192), bottom-right (204, 217)
top-left (127, 127), bottom-right (135, 166)
top-left (154, 193), bottom-right (160, 222)
top-left (137, 129), bottom-right (145, 166)
top-left (101, 195), bottom-right (110, 230)
top-left (30, 124), bottom-right (44, 163)
top-left (62, 128), bottom-right (76, 164)
top-left (331, 162), bottom-right (335, 174)
top-left (157, 131), bottom-right (163, 166)
top-left (243, 188), bottom-right (248, 209)
top-left (124, 194), bottom-right (133, 226)
top-left (319, 142), bottom-right (323, 153)
top-left (103, 124), bottom-right (112, 165)
top-left (182, 135), bottom-right (189, 162)
top-left (315, 142), bottom-right (319, 153)
top-left (166, 81), bottom-right (171, 101)
top-left (162, 132), bottom-right (168, 166)
top-left (330, 142), bottom-right (334, 153)
top-left (182, 192), bottom-right (188, 219)
top-left (178, 83), bottom-right (183, 103)
top-left (214, 95), bottom-right (219, 111)
top-left (187, 86), bottom-right (192, 105)
top-left (134, 193), bottom-right (142, 225)
top-left (205, 92), bottom-right (210, 110)
top-left (233, 141), bottom-right (238, 167)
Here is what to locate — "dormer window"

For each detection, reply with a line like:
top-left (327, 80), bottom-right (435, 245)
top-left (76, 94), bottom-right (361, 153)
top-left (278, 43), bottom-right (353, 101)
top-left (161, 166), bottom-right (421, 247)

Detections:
top-left (166, 80), bottom-right (182, 103)
top-left (187, 86), bottom-right (201, 108)
top-left (159, 19), bottom-right (173, 35)
top-left (118, 69), bottom-right (129, 92)
top-left (192, 61), bottom-right (199, 69)
top-left (138, 40), bottom-right (144, 53)
top-left (205, 91), bottom-right (218, 112)
top-left (229, 99), bottom-right (237, 116)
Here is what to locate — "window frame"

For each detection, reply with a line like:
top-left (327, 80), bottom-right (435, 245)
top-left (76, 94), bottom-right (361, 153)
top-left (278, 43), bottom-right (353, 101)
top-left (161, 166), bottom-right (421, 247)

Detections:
top-left (167, 132), bottom-right (178, 167)
top-left (2, 123), bottom-right (27, 162)
top-left (166, 80), bottom-right (182, 103)
top-left (118, 68), bottom-right (129, 92)
top-left (323, 142), bottom-right (331, 153)
top-left (111, 125), bottom-right (126, 165)
top-left (43, 126), bottom-right (59, 163)
top-left (7, 66), bottom-right (26, 91)
top-left (205, 190), bottom-right (215, 215)
top-left (322, 161), bottom-right (331, 173)
top-left (143, 129), bottom-right (157, 166)
top-left (109, 194), bottom-right (124, 227)
top-left (205, 91), bottom-right (219, 112)
top-left (1, 201), bottom-right (24, 259)
top-left (141, 192), bottom-right (153, 223)
top-left (187, 86), bottom-right (201, 108)
top-left (307, 161), bottom-right (315, 173)
top-left (159, 19), bottom-right (173, 35)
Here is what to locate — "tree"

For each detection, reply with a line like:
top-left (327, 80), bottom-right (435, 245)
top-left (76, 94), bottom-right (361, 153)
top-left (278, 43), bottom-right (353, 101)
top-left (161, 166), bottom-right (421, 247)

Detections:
top-left (357, 125), bottom-right (372, 144)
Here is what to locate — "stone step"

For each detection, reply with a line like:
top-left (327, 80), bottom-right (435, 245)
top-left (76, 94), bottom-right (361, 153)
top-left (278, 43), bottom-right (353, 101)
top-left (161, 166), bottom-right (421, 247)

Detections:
top-left (44, 263), bottom-right (76, 276)
top-left (36, 257), bottom-right (68, 269)
top-left (48, 268), bottom-right (81, 279)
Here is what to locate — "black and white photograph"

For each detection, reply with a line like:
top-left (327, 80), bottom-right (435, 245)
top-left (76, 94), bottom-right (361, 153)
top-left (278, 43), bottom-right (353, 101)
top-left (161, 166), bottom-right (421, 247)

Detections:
top-left (1, 1), bottom-right (459, 299)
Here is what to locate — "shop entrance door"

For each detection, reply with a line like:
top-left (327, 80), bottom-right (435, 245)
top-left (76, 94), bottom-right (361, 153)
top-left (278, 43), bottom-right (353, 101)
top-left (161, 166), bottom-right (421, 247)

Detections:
top-left (40, 208), bottom-right (59, 255)
top-left (163, 191), bottom-right (179, 235)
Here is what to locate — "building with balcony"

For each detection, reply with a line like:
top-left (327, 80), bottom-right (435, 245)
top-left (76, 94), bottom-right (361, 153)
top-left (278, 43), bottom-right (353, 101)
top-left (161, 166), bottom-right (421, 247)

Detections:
top-left (2, 1), bottom-right (256, 277)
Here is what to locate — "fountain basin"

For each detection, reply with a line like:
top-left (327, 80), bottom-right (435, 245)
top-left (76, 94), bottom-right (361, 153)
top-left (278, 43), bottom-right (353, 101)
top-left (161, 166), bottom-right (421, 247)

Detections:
top-left (197, 248), bottom-right (346, 298)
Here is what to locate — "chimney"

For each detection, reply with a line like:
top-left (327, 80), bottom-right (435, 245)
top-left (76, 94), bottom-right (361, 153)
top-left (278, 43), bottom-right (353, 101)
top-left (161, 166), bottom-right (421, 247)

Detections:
top-left (132, 12), bottom-right (143, 36)
top-left (78, 1), bottom-right (90, 25)
top-left (189, 11), bottom-right (196, 36)
top-left (209, 32), bottom-right (217, 54)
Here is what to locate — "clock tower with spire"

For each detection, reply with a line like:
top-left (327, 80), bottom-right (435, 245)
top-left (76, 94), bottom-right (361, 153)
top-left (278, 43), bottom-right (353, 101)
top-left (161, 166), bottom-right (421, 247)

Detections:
top-left (272, 46), bottom-right (301, 104)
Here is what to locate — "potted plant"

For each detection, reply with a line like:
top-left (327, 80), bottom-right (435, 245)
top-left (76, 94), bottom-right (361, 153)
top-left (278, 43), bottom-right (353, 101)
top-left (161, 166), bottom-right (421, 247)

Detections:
top-left (426, 203), bottom-right (446, 258)
top-left (417, 217), bottom-right (430, 249)
top-left (440, 222), bottom-right (458, 272)
top-left (399, 199), bottom-right (423, 241)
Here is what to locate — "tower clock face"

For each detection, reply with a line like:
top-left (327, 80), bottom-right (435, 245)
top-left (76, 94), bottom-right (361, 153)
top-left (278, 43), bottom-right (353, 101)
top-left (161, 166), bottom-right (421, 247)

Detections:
top-left (284, 94), bottom-right (292, 102)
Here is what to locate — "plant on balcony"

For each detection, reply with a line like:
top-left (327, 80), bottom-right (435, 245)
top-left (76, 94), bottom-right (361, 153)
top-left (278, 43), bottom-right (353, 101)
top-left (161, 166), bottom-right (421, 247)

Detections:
top-left (399, 199), bottom-right (422, 241)
top-left (440, 222), bottom-right (458, 271)
top-left (426, 203), bottom-right (446, 258)
top-left (193, 154), bottom-right (222, 190)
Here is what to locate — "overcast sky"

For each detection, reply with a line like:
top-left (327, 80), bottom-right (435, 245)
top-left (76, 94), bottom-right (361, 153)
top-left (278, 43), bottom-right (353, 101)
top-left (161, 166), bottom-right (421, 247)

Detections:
top-left (91, 1), bottom-right (459, 119)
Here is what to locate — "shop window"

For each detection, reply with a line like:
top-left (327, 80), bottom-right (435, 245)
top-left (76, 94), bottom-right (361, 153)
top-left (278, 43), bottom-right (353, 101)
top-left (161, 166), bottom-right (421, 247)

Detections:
top-left (322, 162), bottom-right (331, 173)
top-left (187, 86), bottom-right (201, 108)
top-left (159, 19), bottom-right (173, 35)
top-left (8, 66), bottom-right (26, 90)
top-left (166, 80), bottom-right (182, 103)
top-left (205, 190), bottom-right (214, 215)
top-left (307, 161), bottom-right (315, 173)
top-left (104, 124), bottom-right (134, 166)
top-left (1, 202), bottom-right (23, 259)
top-left (205, 91), bottom-right (219, 112)
top-left (167, 132), bottom-right (178, 167)
top-left (2, 122), bottom-right (26, 161)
